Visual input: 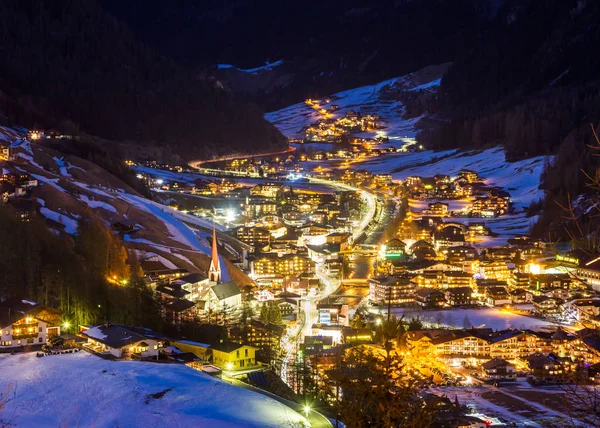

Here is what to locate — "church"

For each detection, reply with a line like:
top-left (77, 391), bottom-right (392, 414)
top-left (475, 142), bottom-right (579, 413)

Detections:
top-left (203, 228), bottom-right (243, 312)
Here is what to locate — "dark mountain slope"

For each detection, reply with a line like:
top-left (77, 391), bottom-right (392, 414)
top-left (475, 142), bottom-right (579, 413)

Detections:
top-left (101, 0), bottom-right (495, 110)
top-left (419, 0), bottom-right (600, 157)
top-left (0, 0), bottom-right (286, 162)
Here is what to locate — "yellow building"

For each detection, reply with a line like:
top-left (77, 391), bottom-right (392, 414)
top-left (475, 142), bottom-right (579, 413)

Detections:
top-left (210, 341), bottom-right (258, 370)
top-left (251, 254), bottom-right (314, 278)
top-left (0, 144), bottom-right (10, 161)
top-left (481, 260), bottom-right (510, 281)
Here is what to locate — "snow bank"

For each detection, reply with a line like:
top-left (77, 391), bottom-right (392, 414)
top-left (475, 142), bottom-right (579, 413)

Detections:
top-left (390, 307), bottom-right (554, 331)
top-left (0, 352), bottom-right (308, 428)
top-left (30, 173), bottom-right (68, 193)
top-left (79, 194), bottom-right (117, 213)
top-left (119, 194), bottom-right (211, 255)
top-left (53, 157), bottom-right (71, 177)
top-left (40, 207), bottom-right (78, 234)
top-left (16, 152), bottom-right (45, 170)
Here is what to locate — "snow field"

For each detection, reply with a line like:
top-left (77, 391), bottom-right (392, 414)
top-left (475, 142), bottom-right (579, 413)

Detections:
top-left (0, 352), bottom-right (309, 428)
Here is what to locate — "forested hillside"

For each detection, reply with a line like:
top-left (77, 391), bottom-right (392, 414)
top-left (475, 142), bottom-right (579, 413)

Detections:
top-left (101, 0), bottom-right (494, 110)
top-left (419, 0), bottom-right (600, 158)
top-left (413, 0), bottom-right (600, 240)
top-left (0, 205), bottom-right (162, 330)
top-left (0, 1), bottom-right (286, 162)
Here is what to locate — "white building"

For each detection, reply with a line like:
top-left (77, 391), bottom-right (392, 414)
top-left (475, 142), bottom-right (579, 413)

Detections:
top-left (0, 301), bottom-right (60, 349)
top-left (81, 324), bottom-right (162, 359)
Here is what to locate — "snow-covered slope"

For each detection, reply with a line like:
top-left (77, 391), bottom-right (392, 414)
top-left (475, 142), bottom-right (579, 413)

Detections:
top-left (265, 68), bottom-right (549, 243)
top-left (265, 66), bottom-right (444, 141)
top-left (0, 128), bottom-right (246, 282)
top-left (344, 147), bottom-right (546, 209)
top-left (0, 352), bottom-right (308, 427)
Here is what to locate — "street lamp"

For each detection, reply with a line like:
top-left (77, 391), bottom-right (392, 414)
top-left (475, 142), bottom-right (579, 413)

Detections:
top-left (304, 404), bottom-right (311, 415)
top-left (226, 362), bottom-right (233, 371)
top-left (62, 321), bottom-right (70, 333)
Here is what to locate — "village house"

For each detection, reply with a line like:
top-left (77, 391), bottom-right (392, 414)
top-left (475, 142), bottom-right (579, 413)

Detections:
top-left (445, 287), bottom-right (476, 307)
top-left (431, 331), bottom-right (492, 360)
top-left (236, 226), bottom-right (271, 248)
top-left (446, 245), bottom-right (478, 263)
top-left (471, 196), bottom-right (509, 217)
top-left (369, 276), bottom-right (415, 305)
top-left (244, 197), bottom-right (278, 218)
top-left (421, 202), bottom-right (449, 217)
top-left (562, 298), bottom-right (600, 324)
top-left (480, 260), bottom-right (511, 281)
top-left (442, 271), bottom-right (473, 289)
top-left (415, 288), bottom-right (446, 308)
top-left (230, 320), bottom-right (286, 354)
top-left (485, 287), bottom-right (512, 306)
top-left (140, 256), bottom-right (188, 285)
top-left (210, 341), bottom-right (258, 370)
top-left (489, 330), bottom-right (552, 360)
top-left (433, 226), bottom-right (466, 250)
top-left (80, 323), bottom-right (163, 359)
top-left (250, 254), bottom-right (314, 279)
top-left (173, 272), bottom-right (210, 302)
top-left (533, 296), bottom-right (563, 316)
top-left (525, 353), bottom-right (574, 383)
top-left (573, 254), bottom-right (600, 291)
top-left (317, 304), bottom-right (349, 326)
top-left (0, 301), bottom-right (60, 349)
top-left (250, 182), bottom-right (284, 200)
top-left (0, 143), bottom-right (11, 161)
top-left (481, 358), bottom-right (517, 382)
top-left (381, 238), bottom-right (407, 259)
top-left (457, 170), bottom-right (479, 183)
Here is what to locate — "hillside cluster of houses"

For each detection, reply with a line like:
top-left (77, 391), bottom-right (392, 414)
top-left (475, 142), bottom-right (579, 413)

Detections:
top-left (370, 236), bottom-right (600, 323)
top-left (405, 326), bottom-right (600, 384)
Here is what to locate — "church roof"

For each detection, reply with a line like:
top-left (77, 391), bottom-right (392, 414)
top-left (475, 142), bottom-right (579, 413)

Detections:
top-left (211, 281), bottom-right (241, 300)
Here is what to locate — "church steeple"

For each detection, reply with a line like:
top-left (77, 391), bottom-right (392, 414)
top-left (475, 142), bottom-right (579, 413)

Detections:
top-left (209, 227), bottom-right (221, 283)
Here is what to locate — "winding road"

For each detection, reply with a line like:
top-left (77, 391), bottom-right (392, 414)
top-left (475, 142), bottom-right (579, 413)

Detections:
top-left (189, 149), bottom-right (383, 427)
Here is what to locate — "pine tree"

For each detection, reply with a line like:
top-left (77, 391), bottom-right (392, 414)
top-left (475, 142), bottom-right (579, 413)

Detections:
top-left (462, 315), bottom-right (472, 329)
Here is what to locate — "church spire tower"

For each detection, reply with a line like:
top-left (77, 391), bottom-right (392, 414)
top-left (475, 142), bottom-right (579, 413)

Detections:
top-left (209, 227), bottom-right (221, 283)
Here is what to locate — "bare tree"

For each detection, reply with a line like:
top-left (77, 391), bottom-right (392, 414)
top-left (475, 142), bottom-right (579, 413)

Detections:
top-left (560, 367), bottom-right (600, 427)
top-left (556, 123), bottom-right (600, 252)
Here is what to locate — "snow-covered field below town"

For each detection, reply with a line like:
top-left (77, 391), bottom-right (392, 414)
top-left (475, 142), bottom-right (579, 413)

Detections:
top-left (0, 352), bottom-right (308, 428)
top-left (387, 307), bottom-right (555, 331)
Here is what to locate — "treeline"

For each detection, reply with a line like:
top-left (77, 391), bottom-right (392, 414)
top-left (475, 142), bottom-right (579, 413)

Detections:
top-left (101, 0), bottom-right (491, 111)
top-left (531, 123), bottom-right (600, 242)
top-left (0, 0), bottom-right (286, 162)
top-left (0, 206), bottom-right (162, 330)
top-left (418, 84), bottom-right (600, 160)
top-left (413, 0), bottom-right (600, 162)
